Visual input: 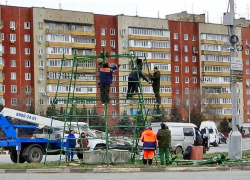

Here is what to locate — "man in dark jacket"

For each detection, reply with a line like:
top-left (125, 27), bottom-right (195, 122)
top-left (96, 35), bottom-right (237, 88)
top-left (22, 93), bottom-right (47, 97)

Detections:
top-left (157, 123), bottom-right (171, 165)
top-left (150, 67), bottom-right (161, 107)
top-left (99, 63), bottom-right (120, 104)
top-left (127, 70), bottom-right (149, 99)
top-left (66, 130), bottom-right (76, 161)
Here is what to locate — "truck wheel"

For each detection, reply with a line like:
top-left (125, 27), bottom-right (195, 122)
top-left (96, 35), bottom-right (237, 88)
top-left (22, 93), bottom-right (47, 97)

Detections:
top-left (10, 151), bottom-right (26, 163)
top-left (77, 153), bottom-right (83, 160)
top-left (175, 146), bottom-right (182, 155)
top-left (25, 147), bottom-right (43, 163)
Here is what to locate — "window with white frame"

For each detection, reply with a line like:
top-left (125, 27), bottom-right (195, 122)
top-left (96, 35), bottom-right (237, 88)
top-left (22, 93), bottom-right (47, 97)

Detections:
top-left (26, 99), bottom-right (31, 106)
top-left (175, 77), bottom-right (179, 83)
top-left (122, 64), bottom-right (127, 70)
top-left (122, 41), bottom-right (127, 47)
top-left (174, 33), bottom-right (178, 39)
top-left (184, 45), bottom-right (188, 52)
top-left (246, 49), bottom-right (249, 55)
top-left (174, 55), bottom-right (179, 61)
top-left (71, 25), bottom-right (77, 31)
top-left (246, 40), bottom-right (249, 45)
top-left (247, 69), bottom-right (250, 75)
top-left (111, 100), bottom-right (117, 105)
top-left (11, 60), bottom-right (16, 67)
top-left (10, 21), bottom-right (15, 29)
top-left (82, 26), bottom-right (90, 32)
top-left (174, 45), bottom-right (178, 51)
top-left (112, 75), bottom-right (116, 82)
top-left (174, 66), bottom-right (179, 72)
top-left (123, 87), bottom-right (127, 93)
top-left (39, 86), bottom-right (44, 92)
top-left (110, 40), bottom-right (115, 48)
top-left (39, 98), bottom-right (45, 105)
top-left (193, 77), bottom-right (197, 83)
top-left (25, 48), bottom-right (30, 55)
top-left (10, 47), bottom-right (16, 54)
top-left (24, 22), bottom-right (30, 29)
top-left (123, 76), bottom-right (127, 81)
top-left (184, 34), bottom-right (188, 40)
top-left (185, 88), bottom-right (189, 94)
top-left (10, 34), bottom-right (16, 41)
top-left (11, 98), bottom-right (17, 106)
top-left (160, 86), bottom-right (171, 93)
top-left (192, 35), bottom-right (196, 41)
top-left (39, 73), bottom-right (44, 80)
top-left (62, 24), bottom-right (69, 30)
top-left (38, 48), bottom-right (44, 55)
top-left (160, 75), bottom-right (171, 82)
top-left (11, 85), bottom-right (17, 93)
top-left (25, 60), bottom-right (30, 67)
top-left (246, 59), bottom-right (250, 65)
top-left (192, 56), bottom-right (197, 62)
top-left (101, 40), bottom-right (106, 46)
top-left (110, 28), bottom-right (115, 35)
top-left (26, 86), bottom-right (31, 93)
top-left (11, 72), bottom-right (16, 80)
top-left (112, 110), bottom-right (117, 116)
top-left (175, 88), bottom-right (179, 94)
top-left (193, 67), bottom-right (197, 74)
top-left (25, 73), bottom-right (31, 80)
top-left (24, 34), bottom-right (30, 42)
top-left (101, 28), bottom-right (105, 35)
top-left (247, 89), bottom-right (250, 94)
top-left (0, 33), bottom-right (4, 41)
top-left (49, 23), bottom-right (56, 30)
top-left (38, 22), bottom-right (43, 29)
top-left (185, 56), bottom-right (188, 62)
top-left (121, 29), bottom-right (126, 35)
top-left (38, 35), bottom-right (43, 42)
top-left (185, 77), bottom-right (189, 83)
top-left (176, 98), bottom-right (180, 105)
top-left (185, 66), bottom-right (189, 73)
top-left (39, 60), bottom-right (44, 68)
top-left (2, 46), bottom-right (4, 53)
top-left (111, 87), bottom-right (116, 93)
top-left (161, 97), bottom-right (172, 104)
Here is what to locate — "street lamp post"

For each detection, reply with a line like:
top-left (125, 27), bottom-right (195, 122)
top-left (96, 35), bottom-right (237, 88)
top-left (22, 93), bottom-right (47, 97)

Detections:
top-left (188, 77), bottom-right (194, 123)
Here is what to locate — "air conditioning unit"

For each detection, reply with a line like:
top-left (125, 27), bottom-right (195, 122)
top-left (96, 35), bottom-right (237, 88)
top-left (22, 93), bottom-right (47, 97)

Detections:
top-left (42, 92), bottom-right (46, 96)
top-left (11, 27), bottom-right (15, 30)
top-left (10, 40), bottom-right (15, 43)
top-left (123, 46), bottom-right (127, 49)
top-left (38, 54), bottom-right (43, 57)
top-left (39, 67), bottom-right (44, 70)
top-left (38, 40), bottom-right (42, 44)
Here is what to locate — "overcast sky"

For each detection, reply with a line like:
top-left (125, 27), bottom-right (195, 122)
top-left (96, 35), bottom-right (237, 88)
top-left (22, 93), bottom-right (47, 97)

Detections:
top-left (1, 0), bottom-right (249, 24)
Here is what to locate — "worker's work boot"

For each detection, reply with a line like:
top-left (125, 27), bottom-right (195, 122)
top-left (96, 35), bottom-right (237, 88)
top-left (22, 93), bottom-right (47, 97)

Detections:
top-left (143, 159), bottom-right (147, 165)
top-left (148, 159), bottom-right (153, 165)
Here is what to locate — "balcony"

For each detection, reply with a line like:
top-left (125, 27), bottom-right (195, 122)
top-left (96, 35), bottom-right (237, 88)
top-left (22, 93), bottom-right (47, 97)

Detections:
top-left (46, 29), bottom-right (95, 37)
top-left (128, 35), bottom-right (170, 41)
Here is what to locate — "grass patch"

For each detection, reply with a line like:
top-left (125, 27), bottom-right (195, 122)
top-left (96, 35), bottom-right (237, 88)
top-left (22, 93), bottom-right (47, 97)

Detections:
top-left (0, 162), bottom-right (68, 169)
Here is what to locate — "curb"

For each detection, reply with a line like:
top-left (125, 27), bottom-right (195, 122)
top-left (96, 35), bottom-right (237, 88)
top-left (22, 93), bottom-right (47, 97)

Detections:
top-left (0, 166), bottom-right (249, 173)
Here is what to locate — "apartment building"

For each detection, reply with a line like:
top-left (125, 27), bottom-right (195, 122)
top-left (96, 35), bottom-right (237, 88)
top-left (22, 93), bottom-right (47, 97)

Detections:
top-left (32, 8), bottom-right (96, 115)
top-left (1, 5), bottom-right (34, 111)
top-left (116, 15), bottom-right (171, 117)
top-left (0, 7), bottom-right (3, 106)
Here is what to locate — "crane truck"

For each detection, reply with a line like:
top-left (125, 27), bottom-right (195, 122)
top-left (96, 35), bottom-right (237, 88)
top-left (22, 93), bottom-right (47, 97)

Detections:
top-left (0, 108), bottom-right (106, 163)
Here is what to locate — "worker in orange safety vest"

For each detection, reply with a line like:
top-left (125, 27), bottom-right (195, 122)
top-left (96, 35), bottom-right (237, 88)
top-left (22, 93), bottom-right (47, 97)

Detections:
top-left (140, 127), bottom-right (157, 165)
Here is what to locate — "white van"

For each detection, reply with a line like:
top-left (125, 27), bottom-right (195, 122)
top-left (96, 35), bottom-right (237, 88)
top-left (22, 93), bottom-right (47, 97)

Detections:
top-left (151, 122), bottom-right (197, 155)
top-left (200, 121), bottom-right (219, 146)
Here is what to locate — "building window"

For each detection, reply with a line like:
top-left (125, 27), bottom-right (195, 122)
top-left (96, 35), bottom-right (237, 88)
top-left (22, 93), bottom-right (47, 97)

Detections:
top-left (25, 48), bottom-right (30, 55)
top-left (39, 86), bottom-right (44, 92)
top-left (185, 77), bottom-right (189, 83)
top-left (10, 21), bottom-right (15, 29)
top-left (24, 22), bottom-right (30, 29)
top-left (123, 87), bottom-right (127, 93)
top-left (10, 47), bottom-right (16, 54)
top-left (62, 24), bottom-right (69, 30)
top-left (25, 60), bottom-right (30, 67)
top-left (111, 87), bottom-right (116, 93)
top-left (24, 35), bottom-right (30, 42)
top-left (26, 86), bottom-right (31, 93)
top-left (11, 98), bottom-right (17, 106)
top-left (174, 55), bottom-right (179, 61)
top-left (174, 33), bottom-right (178, 39)
top-left (175, 77), bottom-right (179, 83)
top-left (38, 35), bottom-right (43, 42)
top-left (112, 110), bottom-right (117, 116)
top-left (123, 76), bottom-right (127, 81)
top-left (10, 34), bottom-right (16, 41)
top-left (192, 35), bottom-right (196, 41)
top-left (192, 56), bottom-right (197, 62)
top-left (184, 45), bottom-right (188, 52)
top-left (101, 40), bottom-right (106, 46)
top-left (110, 28), bottom-right (115, 35)
top-left (71, 25), bottom-right (77, 31)
top-left (11, 60), bottom-right (16, 67)
top-left (174, 66), bottom-right (179, 72)
top-left (176, 98), bottom-right (180, 105)
top-left (121, 29), bottom-right (126, 35)
top-left (82, 26), bottom-right (90, 32)
top-left (246, 59), bottom-right (249, 65)
top-left (110, 52), bottom-right (115, 59)
top-left (39, 60), bottom-right (44, 68)
top-left (11, 85), bottom-right (17, 93)
top-left (39, 73), bottom-right (44, 80)
top-left (122, 64), bottom-right (128, 70)
top-left (193, 67), bottom-right (197, 74)
top-left (184, 34), bottom-right (188, 40)
top-left (122, 41), bottom-right (127, 47)
top-left (26, 99), bottom-right (31, 106)
top-left (247, 69), bottom-right (250, 75)
top-left (2, 46), bottom-right (4, 53)
top-left (1, 33), bottom-right (4, 40)
top-left (11, 72), bottom-right (16, 80)
top-left (185, 88), bottom-right (189, 94)
top-left (39, 98), bottom-right (45, 105)
top-left (25, 73), bottom-right (31, 80)
top-left (174, 45), bottom-right (178, 51)
top-left (49, 23), bottom-right (56, 30)
top-left (175, 88), bottom-right (179, 94)
top-left (101, 28), bottom-right (105, 35)
top-left (246, 49), bottom-right (250, 55)
top-left (185, 56), bottom-right (189, 62)
top-left (185, 66), bottom-right (189, 73)
top-left (38, 22), bottom-right (43, 29)
top-left (38, 48), bottom-right (44, 56)
top-left (110, 40), bottom-right (115, 48)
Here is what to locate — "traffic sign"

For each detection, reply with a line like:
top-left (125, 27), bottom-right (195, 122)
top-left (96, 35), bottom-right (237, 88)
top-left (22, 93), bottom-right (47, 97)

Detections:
top-left (231, 64), bottom-right (243, 71)
top-left (231, 57), bottom-right (243, 64)
top-left (231, 70), bottom-right (243, 76)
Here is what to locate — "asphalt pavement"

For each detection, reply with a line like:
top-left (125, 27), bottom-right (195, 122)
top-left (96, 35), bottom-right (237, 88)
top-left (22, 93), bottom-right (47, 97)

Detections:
top-left (1, 171), bottom-right (250, 180)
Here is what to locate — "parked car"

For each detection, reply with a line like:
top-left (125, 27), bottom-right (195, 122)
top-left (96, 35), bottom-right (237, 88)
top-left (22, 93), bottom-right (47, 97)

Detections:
top-left (218, 133), bottom-right (227, 144)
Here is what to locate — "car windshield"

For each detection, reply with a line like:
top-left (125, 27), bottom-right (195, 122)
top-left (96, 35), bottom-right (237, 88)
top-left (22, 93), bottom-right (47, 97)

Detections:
top-left (200, 129), bottom-right (206, 134)
top-left (208, 128), bottom-right (214, 134)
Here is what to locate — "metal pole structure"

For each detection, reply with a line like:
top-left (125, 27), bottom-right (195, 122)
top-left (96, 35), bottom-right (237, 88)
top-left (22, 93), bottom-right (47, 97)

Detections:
top-left (228, 0), bottom-right (242, 159)
top-left (188, 77), bottom-right (194, 123)
top-left (104, 104), bottom-right (109, 163)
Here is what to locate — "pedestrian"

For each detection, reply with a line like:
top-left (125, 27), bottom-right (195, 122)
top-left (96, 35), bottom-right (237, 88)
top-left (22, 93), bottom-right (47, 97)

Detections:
top-left (99, 63), bottom-right (120, 104)
top-left (157, 123), bottom-right (171, 165)
top-left (150, 67), bottom-right (161, 111)
top-left (77, 132), bottom-right (89, 160)
top-left (140, 127), bottom-right (157, 165)
top-left (194, 128), bottom-right (203, 146)
top-left (127, 70), bottom-right (149, 99)
top-left (66, 130), bottom-right (76, 161)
